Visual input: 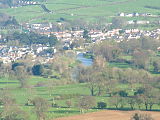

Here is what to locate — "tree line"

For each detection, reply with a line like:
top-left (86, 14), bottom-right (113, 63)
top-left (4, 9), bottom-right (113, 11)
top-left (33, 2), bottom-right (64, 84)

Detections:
top-left (75, 55), bottom-right (160, 111)
top-left (90, 37), bottom-right (160, 73)
top-left (5, 32), bottom-right (58, 46)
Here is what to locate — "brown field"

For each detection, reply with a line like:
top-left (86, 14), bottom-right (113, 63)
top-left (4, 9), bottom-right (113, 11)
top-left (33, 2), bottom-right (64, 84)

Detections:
top-left (55, 110), bottom-right (160, 120)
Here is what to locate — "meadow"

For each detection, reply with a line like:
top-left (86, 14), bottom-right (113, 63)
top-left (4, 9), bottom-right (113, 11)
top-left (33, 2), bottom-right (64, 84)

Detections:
top-left (0, 0), bottom-right (160, 23)
top-left (0, 71), bottom-right (160, 120)
top-left (0, 76), bottom-right (97, 119)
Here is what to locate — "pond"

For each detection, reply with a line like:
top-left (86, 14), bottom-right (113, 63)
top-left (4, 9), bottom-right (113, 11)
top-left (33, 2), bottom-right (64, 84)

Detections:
top-left (76, 53), bottom-right (93, 66)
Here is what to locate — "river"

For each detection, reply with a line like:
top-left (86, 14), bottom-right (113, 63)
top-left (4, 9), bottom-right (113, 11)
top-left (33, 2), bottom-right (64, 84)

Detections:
top-left (76, 53), bottom-right (93, 66)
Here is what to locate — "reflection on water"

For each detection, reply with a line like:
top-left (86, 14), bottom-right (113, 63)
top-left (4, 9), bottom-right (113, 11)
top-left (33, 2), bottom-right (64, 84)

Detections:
top-left (77, 53), bottom-right (93, 66)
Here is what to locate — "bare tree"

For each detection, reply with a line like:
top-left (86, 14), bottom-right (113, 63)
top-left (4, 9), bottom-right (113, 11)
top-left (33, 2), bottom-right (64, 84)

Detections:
top-left (66, 99), bottom-right (72, 108)
top-left (32, 97), bottom-right (50, 120)
top-left (14, 66), bottom-right (29, 88)
top-left (127, 97), bottom-right (136, 110)
top-left (135, 95), bottom-right (143, 110)
top-left (131, 113), bottom-right (154, 120)
top-left (78, 66), bottom-right (97, 96)
top-left (132, 50), bottom-right (150, 70)
top-left (0, 90), bottom-right (28, 120)
top-left (109, 96), bottom-right (121, 109)
top-left (77, 96), bottom-right (96, 113)
top-left (91, 41), bottom-right (121, 62)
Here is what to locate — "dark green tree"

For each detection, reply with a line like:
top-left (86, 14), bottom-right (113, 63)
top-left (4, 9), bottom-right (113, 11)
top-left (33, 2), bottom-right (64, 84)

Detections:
top-left (32, 64), bottom-right (44, 76)
top-left (48, 35), bottom-right (58, 47)
top-left (97, 102), bottom-right (107, 109)
top-left (83, 29), bottom-right (90, 39)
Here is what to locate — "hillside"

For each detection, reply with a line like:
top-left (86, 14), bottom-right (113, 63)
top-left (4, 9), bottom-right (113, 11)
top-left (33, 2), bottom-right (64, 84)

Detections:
top-left (0, 0), bottom-right (160, 23)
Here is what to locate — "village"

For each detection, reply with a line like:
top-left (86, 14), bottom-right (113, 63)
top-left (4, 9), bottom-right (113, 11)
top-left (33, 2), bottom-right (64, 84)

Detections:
top-left (0, 9), bottom-right (160, 64)
top-left (24, 22), bottom-right (160, 42)
top-left (0, 21), bottom-right (160, 64)
top-left (0, 44), bottom-right (56, 64)
top-left (23, 22), bottom-right (160, 41)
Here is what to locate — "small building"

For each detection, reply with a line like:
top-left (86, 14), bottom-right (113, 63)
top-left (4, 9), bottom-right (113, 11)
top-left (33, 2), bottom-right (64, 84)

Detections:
top-left (119, 12), bottom-right (125, 17)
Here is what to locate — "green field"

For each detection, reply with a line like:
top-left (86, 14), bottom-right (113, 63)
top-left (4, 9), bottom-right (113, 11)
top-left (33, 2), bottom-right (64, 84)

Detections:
top-left (0, 76), bottom-right (97, 119)
top-left (0, 0), bottom-right (160, 23)
top-left (0, 74), bottom-right (160, 120)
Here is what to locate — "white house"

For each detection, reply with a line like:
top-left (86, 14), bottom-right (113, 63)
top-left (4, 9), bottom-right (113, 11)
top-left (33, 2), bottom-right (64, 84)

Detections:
top-left (126, 13), bottom-right (133, 17)
top-left (136, 21), bottom-right (150, 24)
top-left (127, 20), bottom-right (135, 24)
top-left (119, 13), bottom-right (125, 17)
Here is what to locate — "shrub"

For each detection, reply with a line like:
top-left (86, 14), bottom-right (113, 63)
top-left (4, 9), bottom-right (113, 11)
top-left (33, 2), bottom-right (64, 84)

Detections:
top-left (131, 113), bottom-right (154, 120)
top-left (118, 90), bottom-right (128, 97)
top-left (97, 102), bottom-right (107, 109)
top-left (134, 88), bottom-right (145, 96)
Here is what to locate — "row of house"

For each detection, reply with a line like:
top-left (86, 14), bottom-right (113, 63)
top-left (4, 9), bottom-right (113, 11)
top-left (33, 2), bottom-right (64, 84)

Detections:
top-left (127, 20), bottom-right (150, 25)
top-left (1, 22), bottom-right (159, 44)
top-left (118, 12), bottom-right (157, 17)
top-left (106, 28), bottom-right (160, 40)
top-left (22, 22), bottom-right (160, 41)
top-left (6, 22), bottom-right (159, 49)
top-left (53, 28), bottom-right (160, 48)
top-left (60, 28), bottom-right (159, 50)
top-left (16, 1), bottom-right (39, 6)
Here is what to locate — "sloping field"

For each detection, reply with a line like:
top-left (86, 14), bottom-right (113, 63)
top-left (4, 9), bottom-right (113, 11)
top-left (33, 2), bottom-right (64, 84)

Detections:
top-left (0, 0), bottom-right (160, 23)
top-left (55, 110), bottom-right (160, 120)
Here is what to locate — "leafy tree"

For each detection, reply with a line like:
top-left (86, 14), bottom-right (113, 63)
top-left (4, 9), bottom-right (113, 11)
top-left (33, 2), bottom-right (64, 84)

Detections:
top-left (6, 32), bottom-right (58, 46)
top-left (12, 62), bottom-right (25, 70)
top-left (32, 64), bottom-right (44, 76)
top-left (48, 35), bottom-right (58, 47)
top-left (4, 16), bottom-right (19, 26)
top-left (97, 102), bottom-right (107, 109)
top-left (134, 88), bottom-right (145, 96)
top-left (118, 90), bottom-right (128, 97)
top-left (83, 29), bottom-right (90, 40)
top-left (153, 60), bottom-right (160, 73)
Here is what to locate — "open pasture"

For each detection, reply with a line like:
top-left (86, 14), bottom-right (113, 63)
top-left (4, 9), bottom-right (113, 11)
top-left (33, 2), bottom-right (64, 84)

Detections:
top-left (0, 0), bottom-right (160, 23)
top-left (0, 74), bottom-right (160, 120)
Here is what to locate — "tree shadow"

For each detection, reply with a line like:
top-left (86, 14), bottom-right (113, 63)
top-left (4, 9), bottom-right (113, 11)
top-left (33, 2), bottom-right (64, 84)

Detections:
top-left (48, 110), bottom-right (79, 114)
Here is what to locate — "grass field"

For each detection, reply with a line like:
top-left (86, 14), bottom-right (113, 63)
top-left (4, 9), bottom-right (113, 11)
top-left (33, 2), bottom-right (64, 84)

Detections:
top-left (0, 76), bottom-right (97, 119)
top-left (0, 0), bottom-right (160, 23)
top-left (0, 73), bottom-right (160, 120)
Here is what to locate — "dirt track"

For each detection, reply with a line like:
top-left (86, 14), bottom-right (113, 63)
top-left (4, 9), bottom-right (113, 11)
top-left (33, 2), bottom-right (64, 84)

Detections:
top-left (55, 110), bottom-right (160, 120)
